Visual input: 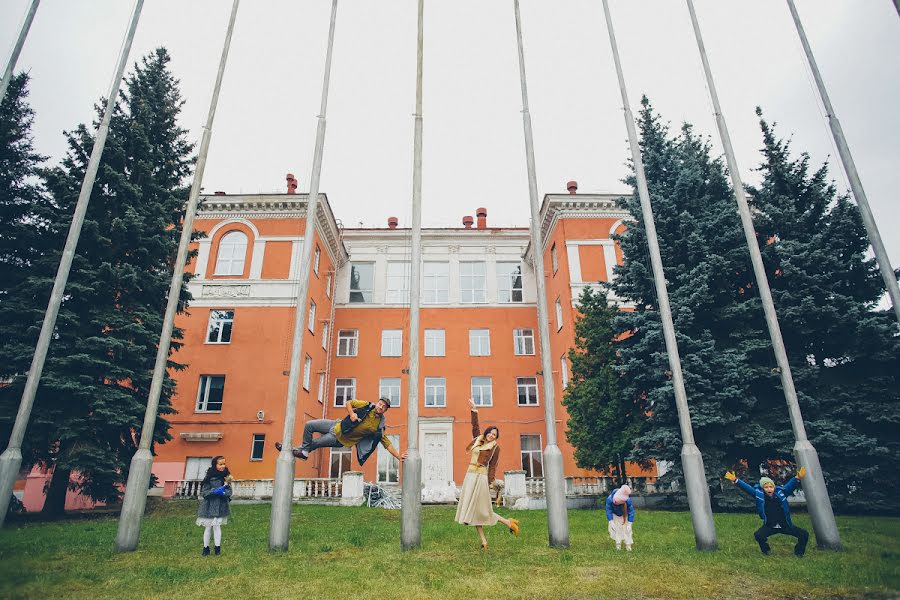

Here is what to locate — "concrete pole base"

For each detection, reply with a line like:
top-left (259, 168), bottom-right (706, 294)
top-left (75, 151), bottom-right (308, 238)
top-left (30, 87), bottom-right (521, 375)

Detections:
top-left (681, 443), bottom-right (718, 551)
top-left (0, 447), bottom-right (23, 528)
top-left (268, 450), bottom-right (296, 551)
top-left (400, 451), bottom-right (422, 550)
top-left (793, 441), bottom-right (842, 550)
top-left (543, 444), bottom-right (570, 548)
top-left (114, 449), bottom-right (154, 551)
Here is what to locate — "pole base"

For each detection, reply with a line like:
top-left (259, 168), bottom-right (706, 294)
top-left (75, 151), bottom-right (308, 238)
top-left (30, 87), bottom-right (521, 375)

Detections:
top-left (794, 441), bottom-right (842, 550)
top-left (401, 451), bottom-right (422, 550)
top-left (115, 449), bottom-right (154, 552)
top-left (543, 444), bottom-right (570, 548)
top-left (681, 443), bottom-right (718, 551)
top-left (268, 450), bottom-right (296, 551)
top-left (0, 447), bottom-right (23, 528)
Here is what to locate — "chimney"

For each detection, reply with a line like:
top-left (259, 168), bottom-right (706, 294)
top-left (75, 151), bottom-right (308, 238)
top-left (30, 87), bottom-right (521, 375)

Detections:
top-left (214, 191), bottom-right (226, 196)
top-left (476, 207), bottom-right (487, 230)
top-left (387, 217), bottom-right (399, 229)
top-left (286, 173), bottom-right (298, 194)
top-left (462, 215), bottom-right (474, 229)
top-left (567, 181), bottom-right (578, 194)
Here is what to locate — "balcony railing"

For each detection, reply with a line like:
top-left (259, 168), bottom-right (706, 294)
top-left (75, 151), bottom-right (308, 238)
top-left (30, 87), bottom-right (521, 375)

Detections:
top-left (168, 478), bottom-right (342, 501)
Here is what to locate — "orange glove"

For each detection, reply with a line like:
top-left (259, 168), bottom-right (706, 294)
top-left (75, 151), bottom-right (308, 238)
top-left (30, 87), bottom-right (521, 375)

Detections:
top-left (797, 467), bottom-right (806, 479)
top-left (724, 471), bottom-right (737, 483)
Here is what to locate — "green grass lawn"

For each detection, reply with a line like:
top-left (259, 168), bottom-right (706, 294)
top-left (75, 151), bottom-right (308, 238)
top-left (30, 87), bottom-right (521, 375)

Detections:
top-left (1, 502), bottom-right (897, 599)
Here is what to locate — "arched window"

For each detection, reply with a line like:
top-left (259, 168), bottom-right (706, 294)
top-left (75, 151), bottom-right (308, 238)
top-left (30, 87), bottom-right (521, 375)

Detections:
top-left (214, 230), bottom-right (248, 276)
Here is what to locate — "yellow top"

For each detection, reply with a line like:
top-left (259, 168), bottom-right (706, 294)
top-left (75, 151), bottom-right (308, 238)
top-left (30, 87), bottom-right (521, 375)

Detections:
top-left (334, 400), bottom-right (392, 449)
top-left (466, 435), bottom-right (497, 475)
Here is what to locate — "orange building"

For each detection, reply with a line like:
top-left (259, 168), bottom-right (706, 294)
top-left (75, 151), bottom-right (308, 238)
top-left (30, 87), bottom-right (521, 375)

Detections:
top-left (151, 178), bottom-right (656, 494)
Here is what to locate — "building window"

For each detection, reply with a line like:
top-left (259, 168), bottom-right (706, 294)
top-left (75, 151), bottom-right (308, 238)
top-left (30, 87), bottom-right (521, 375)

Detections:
top-left (471, 376), bottom-right (493, 407)
top-left (497, 262), bottom-right (524, 303)
top-left (307, 299), bottom-right (316, 333)
top-left (250, 434), bottom-right (265, 461)
top-left (513, 328), bottom-right (535, 356)
top-left (560, 355), bottom-right (569, 389)
top-left (303, 355), bottom-right (312, 391)
top-left (424, 329), bottom-right (445, 357)
top-left (379, 377), bottom-right (401, 407)
top-left (184, 457), bottom-right (213, 480)
top-left (206, 309), bottom-right (234, 344)
top-left (214, 230), bottom-right (248, 276)
top-left (322, 322), bottom-right (329, 350)
top-left (469, 329), bottom-right (491, 356)
top-left (517, 377), bottom-right (539, 406)
top-left (555, 298), bottom-right (563, 331)
top-left (378, 434), bottom-right (401, 483)
top-left (386, 262), bottom-right (410, 304)
top-left (334, 378), bottom-right (356, 407)
top-left (195, 375), bottom-right (225, 412)
top-left (551, 243), bottom-right (558, 274)
top-left (521, 434), bottom-right (543, 477)
top-left (326, 272), bottom-right (333, 298)
top-left (349, 262), bottom-right (374, 303)
top-left (381, 329), bottom-right (402, 357)
top-left (337, 329), bottom-right (358, 357)
top-left (317, 373), bottom-right (326, 403)
top-left (330, 446), bottom-right (351, 478)
top-left (424, 377), bottom-right (446, 407)
top-left (460, 262), bottom-right (487, 303)
top-left (314, 246), bottom-right (321, 276)
top-left (423, 262), bottom-right (449, 304)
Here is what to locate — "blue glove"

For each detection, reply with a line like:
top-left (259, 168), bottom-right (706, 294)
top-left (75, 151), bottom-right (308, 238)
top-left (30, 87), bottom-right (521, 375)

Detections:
top-left (212, 486), bottom-right (227, 496)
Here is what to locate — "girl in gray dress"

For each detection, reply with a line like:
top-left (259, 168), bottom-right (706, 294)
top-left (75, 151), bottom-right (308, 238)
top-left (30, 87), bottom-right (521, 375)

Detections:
top-left (197, 456), bottom-right (233, 556)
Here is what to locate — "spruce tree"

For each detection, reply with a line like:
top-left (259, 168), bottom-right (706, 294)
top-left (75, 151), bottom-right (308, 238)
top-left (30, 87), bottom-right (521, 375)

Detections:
top-left (0, 49), bottom-right (196, 513)
top-left (562, 286), bottom-right (645, 484)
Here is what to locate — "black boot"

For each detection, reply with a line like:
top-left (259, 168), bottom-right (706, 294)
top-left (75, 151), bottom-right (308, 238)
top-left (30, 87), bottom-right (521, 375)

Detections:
top-left (214, 545), bottom-right (221, 556)
top-left (202, 546), bottom-right (210, 556)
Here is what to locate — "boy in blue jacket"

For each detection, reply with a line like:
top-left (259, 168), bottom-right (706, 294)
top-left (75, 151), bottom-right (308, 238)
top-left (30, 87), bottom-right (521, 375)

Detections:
top-left (725, 467), bottom-right (809, 557)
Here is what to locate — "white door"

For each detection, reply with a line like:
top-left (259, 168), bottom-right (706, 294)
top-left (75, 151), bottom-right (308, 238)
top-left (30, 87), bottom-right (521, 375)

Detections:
top-left (184, 457), bottom-right (212, 480)
top-left (422, 432), bottom-right (450, 487)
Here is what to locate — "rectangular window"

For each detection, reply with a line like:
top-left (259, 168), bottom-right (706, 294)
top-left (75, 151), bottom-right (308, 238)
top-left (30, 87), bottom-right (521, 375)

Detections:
top-left (379, 377), bottom-right (401, 407)
top-left (497, 262), bottom-right (524, 303)
top-left (551, 243), bottom-right (558, 274)
top-left (330, 447), bottom-right (351, 479)
top-left (250, 434), bottom-right (265, 461)
top-left (349, 262), bottom-right (374, 303)
top-left (560, 355), bottom-right (569, 389)
top-left (307, 299), bottom-right (316, 333)
top-left (424, 329), bottom-right (445, 357)
top-left (322, 322), bottom-right (329, 350)
top-left (517, 377), bottom-right (539, 406)
top-left (381, 329), bottom-right (402, 357)
top-left (326, 272), bottom-right (333, 298)
top-left (513, 328), bottom-right (535, 356)
top-left (314, 246), bottom-right (321, 276)
top-left (424, 377), bottom-right (446, 407)
top-left (303, 355), bottom-right (312, 391)
top-left (377, 434), bottom-right (400, 483)
top-left (206, 309), bottom-right (234, 344)
top-left (555, 298), bottom-right (563, 331)
top-left (471, 376), bottom-right (493, 407)
top-left (317, 373), bottom-right (326, 403)
top-left (469, 329), bottom-right (491, 356)
top-left (334, 378), bottom-right (356, 407)
top-left (423, 262), bottom-right (449, 304)
top-left (460, 262), bottom-right (487, 303)
top-left (184, 457), bottom-right (213, 480)
top-left (521, 434), bottom-right (544, 477)
top-left (337, 329), bottom-right (358, 357)
top-left (386, 262), bottom-right (410, 304)
top-left (195, 375), bottom-right (225, 412)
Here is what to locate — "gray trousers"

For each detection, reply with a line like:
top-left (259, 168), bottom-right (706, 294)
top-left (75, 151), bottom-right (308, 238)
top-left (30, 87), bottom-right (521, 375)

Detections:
top-left (297, 419), bottom-right (344, 454)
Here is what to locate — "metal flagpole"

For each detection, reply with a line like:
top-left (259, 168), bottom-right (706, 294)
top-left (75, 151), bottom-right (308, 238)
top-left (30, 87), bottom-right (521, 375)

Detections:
top-left (269, 0), bottom-right (339, 552)
top-left (601, 0), bottom-right (717, 551)
top-left (400, 0), bottom-right (424, 551)
top-left (115, 0), bottom-right (241, 552)
top-left (0, 0), bottom-right (40, 103)
top-left (685, 0), bottom-right (842, 550)
top-left (513, 0), bottom-right (569, 548)
top-left (0, 0), bottom-right (145, 528)
top-left (786, 0), bottom-right (900, 325)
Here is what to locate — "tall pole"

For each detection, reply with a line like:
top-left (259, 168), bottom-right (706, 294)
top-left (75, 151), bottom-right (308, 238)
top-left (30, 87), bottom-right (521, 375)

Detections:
top-left (400, 0), bottom-right (424, 551)
top-left (787, 0), bottom-right (900, 325)
top-left (114, 0), bottom-right (240, 551)
top-left (0, 0), bottom-right (144, 528)
top-left (685, 0), bottom-right (841, 550)
top-left (269, 0), bottom-right (339, 552)
top-left (601, 0), bottom-right (717, 551)
top-left (513, 0), bottom-right (569, 548)
top-left (0, 0), bottom-right (40, 103)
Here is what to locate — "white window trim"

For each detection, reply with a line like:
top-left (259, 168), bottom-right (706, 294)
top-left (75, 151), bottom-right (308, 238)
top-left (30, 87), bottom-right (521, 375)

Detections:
top-left (214, 230), bottom-right (248, 276)
top-left (521, 433), bottom-right (544, 477)
top-left (460, 261), bottom-right (487, 304)
top-left (322, 322), bottom-right (329, 350)
top-left (497, 262), bottom-right (524, 304)
top-left (386, 261), bottom-right (411, 304)
top-left (381, 329), bottom-right (403, 357)
top-left (337, 330), bottom-right (359, 357)
top-left (471, 376), bottom-right (493, 407)
top-left (516, 376), bottom-right (540, 406)
top-left (424, 377), bottom-right (446, 407)
top-left (334, 378), bottom-right (356, 407)
top-left (513, 328), bottom-right (536, 356)
top-left (314, 246), bottom-right (321, 276)
top-left (423, 262), bottom-right (450, 304)
top-left (377, 434), bottom-right (401, 484)
top-left (308, 299), bottom-right (317, 333)
top-left (556, 298), bottom-right (563, 332)
top-left (317, 373), bottom-right (326, 403)
top-left (329, 446), bottom-right (352, 479)
top-left (469, 329), bottom-right (491, 357)
top-left (379, 377), bottom-right (402, 407)
top-left (424, 329), bottom-right (445, 357)
top-left (303, 355), bottom-right (312, 391)
top-left (205, 309), bottom-right (234, 345)
top-left (250, 433), bottom-right (265, 461)
top-left (349, 262), bottom-right (375, 304)
top-left (195, 375), bottom-right (225, 413)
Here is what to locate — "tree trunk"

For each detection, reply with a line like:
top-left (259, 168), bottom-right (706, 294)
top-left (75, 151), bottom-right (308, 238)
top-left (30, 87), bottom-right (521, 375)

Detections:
top-left (41, 464), bottom-right (70, 518)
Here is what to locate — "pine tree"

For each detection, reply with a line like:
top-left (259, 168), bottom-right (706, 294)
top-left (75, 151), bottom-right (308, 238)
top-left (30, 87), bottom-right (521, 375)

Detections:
top-left (562, 286), bottom-right (645, 484)
top-left (0, 49), bottom-right (196, 513)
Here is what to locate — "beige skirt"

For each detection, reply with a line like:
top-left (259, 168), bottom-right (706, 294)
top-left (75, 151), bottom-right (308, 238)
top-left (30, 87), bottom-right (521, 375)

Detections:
top-left (608, 519), bottom-right (633, 545)
top-left (455, 471), bottom-right (499, 526)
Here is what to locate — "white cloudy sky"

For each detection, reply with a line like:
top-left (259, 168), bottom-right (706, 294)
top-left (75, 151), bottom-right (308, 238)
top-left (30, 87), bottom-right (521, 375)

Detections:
top-left (2, 1), bottom-right (898, 266)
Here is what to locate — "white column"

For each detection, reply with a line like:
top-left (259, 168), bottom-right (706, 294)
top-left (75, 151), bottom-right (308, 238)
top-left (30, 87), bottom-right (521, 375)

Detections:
top-left (195, 240), bottom-right (211, 279)
top-left (565, 243), bottom-right (582, 283)
top-left (249, 239), bottom-right (265, 279)
top-left (288, 239), bottom-right (303, 280)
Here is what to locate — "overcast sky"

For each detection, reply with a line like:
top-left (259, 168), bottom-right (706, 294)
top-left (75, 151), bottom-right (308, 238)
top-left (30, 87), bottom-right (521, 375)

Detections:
top-left (2, 1), bottom-right (898, 266)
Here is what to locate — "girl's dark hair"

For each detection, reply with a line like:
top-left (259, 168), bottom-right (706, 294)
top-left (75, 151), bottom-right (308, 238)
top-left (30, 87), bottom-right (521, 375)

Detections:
top-left (201, 455), bottom-right (231, 483)
top-left (483, 426), bottom-right (499, 440)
